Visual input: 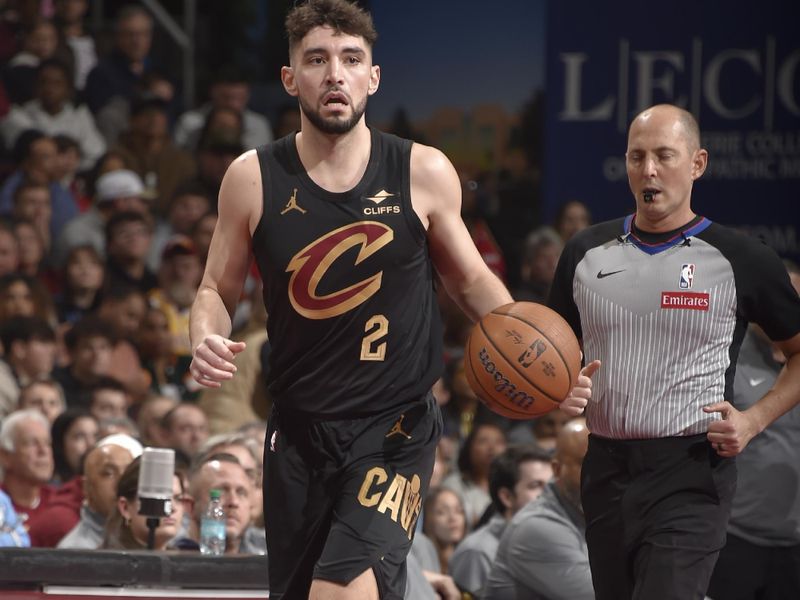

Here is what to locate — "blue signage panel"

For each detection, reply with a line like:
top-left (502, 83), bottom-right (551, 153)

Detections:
top-left (544, 1), bottom-right (799, 259)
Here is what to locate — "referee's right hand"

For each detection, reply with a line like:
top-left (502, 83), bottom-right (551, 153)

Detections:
top-left (560, 360), bottom-right (601, 416)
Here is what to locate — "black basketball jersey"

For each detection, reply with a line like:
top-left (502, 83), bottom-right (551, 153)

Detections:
top-left (253, 128), bottom-right (443, 416)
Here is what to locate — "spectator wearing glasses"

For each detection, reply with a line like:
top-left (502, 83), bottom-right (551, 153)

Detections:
top-left (177, 452), bottom-right (259, 555)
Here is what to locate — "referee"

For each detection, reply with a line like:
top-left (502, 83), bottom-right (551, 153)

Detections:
top-left (548, 104), bottom-right (800, 599)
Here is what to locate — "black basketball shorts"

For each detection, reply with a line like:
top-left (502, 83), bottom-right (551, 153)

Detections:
top-left (263, 392), bottom-right (442, 600)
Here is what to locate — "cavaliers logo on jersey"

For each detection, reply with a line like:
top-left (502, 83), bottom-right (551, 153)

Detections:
top-left (286, 221), bottom-right (394, 319)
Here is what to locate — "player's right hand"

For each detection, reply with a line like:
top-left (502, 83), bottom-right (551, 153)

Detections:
top-left (190, 334), bottom-right (247, 388)
top-left (560, 360), bottom-right (601, 416)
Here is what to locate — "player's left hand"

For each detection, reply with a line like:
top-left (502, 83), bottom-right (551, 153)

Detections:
top-left (703, 401), bottom-right (759, 457)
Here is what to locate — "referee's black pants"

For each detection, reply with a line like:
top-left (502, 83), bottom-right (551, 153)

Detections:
top-left (582, 433), bottom-right (737, 600)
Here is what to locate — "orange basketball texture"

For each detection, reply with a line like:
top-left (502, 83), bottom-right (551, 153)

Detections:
top-left (465, 302), bottom-right (582, 419)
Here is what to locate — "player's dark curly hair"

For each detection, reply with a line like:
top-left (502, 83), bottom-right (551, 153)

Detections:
top-left (285, 0), bottom-right (377, 52)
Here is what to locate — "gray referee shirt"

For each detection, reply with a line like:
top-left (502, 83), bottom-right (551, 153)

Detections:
top-left (549, 216), bottom-right (800, 439)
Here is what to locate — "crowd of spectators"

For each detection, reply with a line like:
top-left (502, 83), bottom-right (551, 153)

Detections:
top-left (0, 0), bottom-right (275, 559)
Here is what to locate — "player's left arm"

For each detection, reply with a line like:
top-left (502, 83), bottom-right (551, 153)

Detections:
top-left (410, 143), bottom-right (512, 321)
top-left (705, 333), bottom-right (800, 456)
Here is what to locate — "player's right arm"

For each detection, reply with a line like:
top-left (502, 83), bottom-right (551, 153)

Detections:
top-left (190, 150), bottom-right (263, 388)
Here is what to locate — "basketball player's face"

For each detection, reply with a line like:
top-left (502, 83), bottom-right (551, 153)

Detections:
top-left (283, 26), bottom-right (380, 135)
top-left (625, 107), bottom-right (707, 232)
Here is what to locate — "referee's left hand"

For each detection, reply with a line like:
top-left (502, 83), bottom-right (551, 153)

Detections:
top-left (703, 401), bottom-right (758, 457)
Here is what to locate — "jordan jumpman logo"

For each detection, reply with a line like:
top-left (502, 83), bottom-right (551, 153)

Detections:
top-left (385, 414), bottom-right (412, 440)
top-left (281, 188), bottom-right (306, 215)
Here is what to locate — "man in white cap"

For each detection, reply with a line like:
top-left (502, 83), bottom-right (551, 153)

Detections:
top-left (57, 433), bottom-right (142, 549)
top-left (52, 168), bottom-right (149, 266)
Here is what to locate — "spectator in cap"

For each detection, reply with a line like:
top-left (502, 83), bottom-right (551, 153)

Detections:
top-left (148, 235), bottom-right (202, 356)
top-left (71, 150), bottom-right (129, 213)
top-left (57, 433), bottom-right (141, 549)
top-left (52, 168), bottom-right (148, 267)
top-left (112, 96), bottom-right (196, 216)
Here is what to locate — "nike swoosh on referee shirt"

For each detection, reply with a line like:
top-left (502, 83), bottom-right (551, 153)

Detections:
top-left (596, 269), bottom-right (626, 279)
top-left (748, 377), bottom-right (766, 387)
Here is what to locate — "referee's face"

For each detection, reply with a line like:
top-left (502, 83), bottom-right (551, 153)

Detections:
top-left (625, 106), bottom-right (707, 232)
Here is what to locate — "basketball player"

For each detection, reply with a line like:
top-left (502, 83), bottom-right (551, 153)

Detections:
top-left (549, 104), bottom-right (800, 599)
top-left (189, 1), bottom-right (512, 599)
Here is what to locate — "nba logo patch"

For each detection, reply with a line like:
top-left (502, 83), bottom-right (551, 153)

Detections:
top-left (679, 264), bottom-right (695, 289)
top-left (270, 430), bottom-right (278, 452)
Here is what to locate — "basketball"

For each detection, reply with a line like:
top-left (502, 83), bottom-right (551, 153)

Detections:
top-left (464, 302), bottom-right (582, 419)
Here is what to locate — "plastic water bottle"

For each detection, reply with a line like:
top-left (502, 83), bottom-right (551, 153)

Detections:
top-left (200, 489), bottom-right (226, 555)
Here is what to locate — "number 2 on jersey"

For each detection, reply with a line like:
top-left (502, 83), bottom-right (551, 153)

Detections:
top-left (361, 315), bottom-right (388, 361)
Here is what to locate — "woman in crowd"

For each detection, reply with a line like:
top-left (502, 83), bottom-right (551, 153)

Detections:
top-left (422, 487), bottom-right (467, 575)
top-left (441, 421), bottom-right (507, 528)
top-left (55, 245), bottom-right (104, 325)
top-left (51, 408), bottom-right (98, 484)
top-left (0, 272), bottom-right (57, 325)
